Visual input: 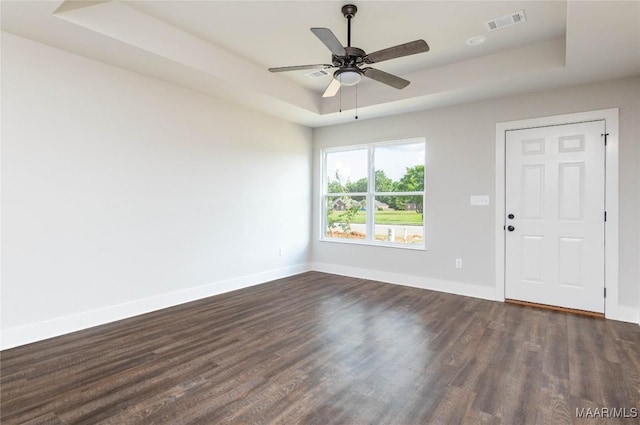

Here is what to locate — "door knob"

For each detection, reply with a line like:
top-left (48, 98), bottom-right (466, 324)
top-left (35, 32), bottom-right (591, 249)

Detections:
top-left (507, 225), bottom-right (515, 232)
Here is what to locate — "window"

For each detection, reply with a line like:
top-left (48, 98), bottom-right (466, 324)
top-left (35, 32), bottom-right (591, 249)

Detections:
top-left (322, 139), bottom-right (425, 249)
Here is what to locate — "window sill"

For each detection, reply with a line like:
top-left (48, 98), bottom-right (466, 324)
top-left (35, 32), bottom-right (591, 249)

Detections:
top-left (319, 237), bottom-right (426, 251)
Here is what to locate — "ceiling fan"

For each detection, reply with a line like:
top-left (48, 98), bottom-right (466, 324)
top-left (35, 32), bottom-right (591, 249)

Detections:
top-left (268, 4), bottom-right (430, 97)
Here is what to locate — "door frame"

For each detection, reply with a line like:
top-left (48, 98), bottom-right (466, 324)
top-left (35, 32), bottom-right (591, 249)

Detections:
top-left (495, 108), bottom-right (629, 322)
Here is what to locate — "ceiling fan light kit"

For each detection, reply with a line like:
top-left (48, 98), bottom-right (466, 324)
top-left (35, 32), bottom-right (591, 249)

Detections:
top-left (335, 67), bottom-right (362, 86)
top-left (268, 3), bottom-right (430, 100)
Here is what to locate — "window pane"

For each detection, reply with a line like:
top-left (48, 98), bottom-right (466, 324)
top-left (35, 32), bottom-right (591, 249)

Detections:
top-left (326, 149), bottom-right (368, 193)
top-left (374, 196), bottom-right (424, 244)
top-left (325, 196), bottom-right (367, 240)
top-left (374, 143), bottom-right (425, 192)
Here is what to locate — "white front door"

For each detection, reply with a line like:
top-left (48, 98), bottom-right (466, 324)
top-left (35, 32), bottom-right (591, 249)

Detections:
top-left (505, 121), bottom-right (606, 313)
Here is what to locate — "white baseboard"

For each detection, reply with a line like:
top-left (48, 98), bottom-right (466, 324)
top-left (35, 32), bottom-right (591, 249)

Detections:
top-left (0, 263), bottom-right (311, 350)
top-left (312, 262), bottom-right (639, 325)
top-left (606, 304), bottom-right (640, 324)
top-left (4, 262), bottom-right (635, 350)
top-left (311, 262), bottom-right (498, 301)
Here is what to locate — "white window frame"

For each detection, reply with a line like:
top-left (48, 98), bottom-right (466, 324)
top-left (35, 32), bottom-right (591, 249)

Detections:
top-left (320, 138), bottom-right (426, 250)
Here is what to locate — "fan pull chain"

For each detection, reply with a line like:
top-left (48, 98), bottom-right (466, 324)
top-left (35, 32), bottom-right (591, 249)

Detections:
top-left (355, 83), bottom-right (358, 120)
top-left (339, 75), bottom-right (342, 113)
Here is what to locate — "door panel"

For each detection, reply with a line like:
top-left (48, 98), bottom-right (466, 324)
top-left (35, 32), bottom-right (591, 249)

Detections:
top-left (521, 165), bottom-right (544, 219)
top-left (558, 162), bottom-right (584, 220)
top-left (505, 121), bottom-right (605, 313)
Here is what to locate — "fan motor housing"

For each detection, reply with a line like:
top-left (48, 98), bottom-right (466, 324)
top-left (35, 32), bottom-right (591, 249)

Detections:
top-left (345, 47), bottom-right (365, 59)
top-left (332, 47), bottom-right (365, 67)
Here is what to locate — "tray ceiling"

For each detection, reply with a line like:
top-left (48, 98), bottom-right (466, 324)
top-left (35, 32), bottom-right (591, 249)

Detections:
top-left (2, 1), bottom-right (639, 127)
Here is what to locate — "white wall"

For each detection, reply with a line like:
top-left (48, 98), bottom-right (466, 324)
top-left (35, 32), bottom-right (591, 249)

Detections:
top-left (2, 33), bottom-right (638, 350)
top-left (312, 77), bottom-right (640, 317)
top-left (1, 33), bottom-right (312, 348)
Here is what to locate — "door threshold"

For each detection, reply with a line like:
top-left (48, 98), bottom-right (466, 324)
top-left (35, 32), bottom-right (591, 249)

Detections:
top-left (505, 299), bottom-right (604, 319)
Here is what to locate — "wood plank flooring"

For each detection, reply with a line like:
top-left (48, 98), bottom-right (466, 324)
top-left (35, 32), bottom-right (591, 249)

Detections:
top-left (1, 271), bottom-right (639, 424)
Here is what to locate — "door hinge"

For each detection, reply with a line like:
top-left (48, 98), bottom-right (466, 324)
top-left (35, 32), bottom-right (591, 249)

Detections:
top-left (604, 211), bottom-right (607, 222)
top-left (601, 133), bottom-right (609, 145)
top-left (604, 287), bottom-right (607, 298)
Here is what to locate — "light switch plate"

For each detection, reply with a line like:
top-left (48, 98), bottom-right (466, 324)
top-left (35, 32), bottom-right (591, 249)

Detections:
top-left (470, 195), bottom-right (490, 206)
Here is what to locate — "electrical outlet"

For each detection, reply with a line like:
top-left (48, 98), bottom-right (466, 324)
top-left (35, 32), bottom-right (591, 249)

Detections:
top-left (455, 258), bottom-right (463, 269)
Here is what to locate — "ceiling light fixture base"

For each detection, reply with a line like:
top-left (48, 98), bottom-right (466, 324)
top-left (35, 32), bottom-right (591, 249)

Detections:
top-left (466, 35), bottom-right (487, 46)
top-left (341, 4), bottom-right (358, 18)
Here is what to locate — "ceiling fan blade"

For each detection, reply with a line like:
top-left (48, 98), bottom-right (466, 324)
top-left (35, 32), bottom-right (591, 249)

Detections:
top-left (364, 40), bottom-right (429, 64)
top-left (268, 64), bottom-right (334, 73)
top-left (310, 28), bottom-right (345, 57)
top-left (322, 78), bottom-right (341, 98)
top-left (362, 68), bottom-right (410, 89)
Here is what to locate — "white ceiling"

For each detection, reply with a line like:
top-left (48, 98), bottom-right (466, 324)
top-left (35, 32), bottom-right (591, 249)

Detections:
top-left (2, 1), bottom-right (639, 127)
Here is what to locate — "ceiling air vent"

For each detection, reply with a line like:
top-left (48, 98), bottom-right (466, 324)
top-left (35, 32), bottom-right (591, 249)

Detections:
top-left (485, 10), bottom-right (526, 31)
top-left (305, 69), bottom-right (330, 79)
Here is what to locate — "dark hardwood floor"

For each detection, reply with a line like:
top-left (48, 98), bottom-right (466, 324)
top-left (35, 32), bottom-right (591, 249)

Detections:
top-left (1, 272), bottom-right (639, 424)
